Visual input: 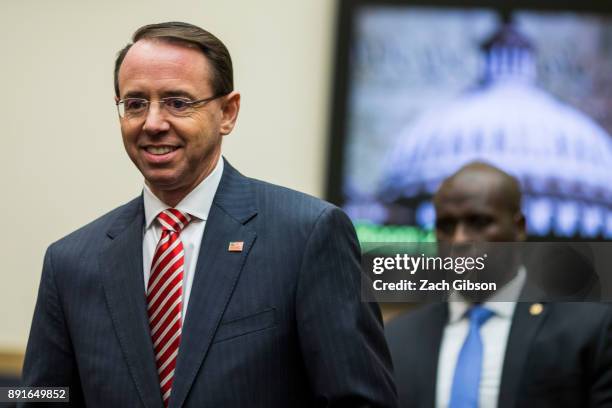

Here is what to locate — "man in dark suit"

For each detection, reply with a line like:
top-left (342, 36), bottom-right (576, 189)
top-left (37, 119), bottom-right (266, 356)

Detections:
top-left (21, 22), bottom-right (397, 407)
top-left (386, 162), bottom-right (612, 407)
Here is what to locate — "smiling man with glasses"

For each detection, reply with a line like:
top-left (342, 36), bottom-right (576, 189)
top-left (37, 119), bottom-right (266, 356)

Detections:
top-left (113, 26), bottom-right (239, 209)
top-left (20, 21), bottom-right (397, 408)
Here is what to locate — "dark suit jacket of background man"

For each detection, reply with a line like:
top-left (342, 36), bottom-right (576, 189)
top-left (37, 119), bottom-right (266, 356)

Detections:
top-left (21, 160), bottom-right (398, 408)
top-left (386, 300), bottom-right (612, 408)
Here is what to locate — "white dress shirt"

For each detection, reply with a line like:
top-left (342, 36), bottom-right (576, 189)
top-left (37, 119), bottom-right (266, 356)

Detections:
top-left (436, 268), bottom-right (526, 408)
top-left (142, 158), bottom-right (223, 322)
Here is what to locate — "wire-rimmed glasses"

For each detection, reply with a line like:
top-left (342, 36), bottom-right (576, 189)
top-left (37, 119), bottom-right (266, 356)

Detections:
top-left (116, 94), bottom-right (225, 119)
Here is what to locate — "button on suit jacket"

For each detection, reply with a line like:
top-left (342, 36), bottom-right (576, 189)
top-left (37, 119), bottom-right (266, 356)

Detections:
top-left (21, 160), bottom-right (398, 408)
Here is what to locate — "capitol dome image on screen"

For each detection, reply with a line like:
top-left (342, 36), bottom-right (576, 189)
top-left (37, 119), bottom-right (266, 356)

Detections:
top-left (333, 6), bottom-right (612, 241)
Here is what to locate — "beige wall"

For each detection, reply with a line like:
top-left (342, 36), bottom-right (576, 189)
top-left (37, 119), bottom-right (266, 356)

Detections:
top-left (0, 0), bottom-right (336, 352)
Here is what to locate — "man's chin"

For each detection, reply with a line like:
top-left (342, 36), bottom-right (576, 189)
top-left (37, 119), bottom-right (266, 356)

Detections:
top-left (143, 174), bottom-right (184, 194)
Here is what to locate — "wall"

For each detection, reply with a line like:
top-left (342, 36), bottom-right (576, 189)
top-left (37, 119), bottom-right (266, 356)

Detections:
top-left (0, 0), bottom-right (336, 354)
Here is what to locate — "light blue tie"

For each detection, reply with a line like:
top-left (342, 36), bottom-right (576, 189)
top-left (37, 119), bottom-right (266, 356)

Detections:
top-left (449, 305), bottom-right (495, 408)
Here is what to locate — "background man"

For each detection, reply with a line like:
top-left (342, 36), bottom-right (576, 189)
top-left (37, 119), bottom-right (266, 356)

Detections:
top-left (386, 161), bottom-right (612, 407)
top-left (21, 22), bottom-right (397, 407)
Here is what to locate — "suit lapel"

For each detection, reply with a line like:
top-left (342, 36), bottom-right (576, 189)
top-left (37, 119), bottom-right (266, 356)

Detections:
top-left (170, 160), bottom-right (258, 408)
top-left (419, 304), bottom-right (447, 407)
top-left (497, 302), bottom-right (548, 408)
top-left (100, 197), bottom-right (164, 408)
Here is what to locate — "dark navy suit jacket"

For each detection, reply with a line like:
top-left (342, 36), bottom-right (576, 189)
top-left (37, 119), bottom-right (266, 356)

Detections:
top-left (21, 160), bottom-right (398, 407)
top-left (386, 301), bottom-right (612, 408)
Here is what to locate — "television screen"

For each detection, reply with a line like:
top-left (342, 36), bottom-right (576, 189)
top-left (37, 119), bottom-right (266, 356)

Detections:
top-left (327, 0), bottom-right (612, 242)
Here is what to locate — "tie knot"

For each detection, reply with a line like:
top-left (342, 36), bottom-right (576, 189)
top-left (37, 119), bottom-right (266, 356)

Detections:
top-left (157, 209), bottom-right (191, 233)
top-left (468, 305), bottom-right (494, 327)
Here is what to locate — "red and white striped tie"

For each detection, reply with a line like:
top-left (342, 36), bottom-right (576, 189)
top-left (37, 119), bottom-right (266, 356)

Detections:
top-left (147, 208), bottom-right (191, 407)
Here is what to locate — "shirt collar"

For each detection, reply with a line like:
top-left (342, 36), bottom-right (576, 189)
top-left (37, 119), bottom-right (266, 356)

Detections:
top-left (448, 266), bottom-right (526, 323)
top-left (143, 157), bottom-right (224, 230)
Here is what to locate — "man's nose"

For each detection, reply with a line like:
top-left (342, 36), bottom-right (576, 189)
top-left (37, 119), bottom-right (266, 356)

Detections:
top-left (451, 223), bottom-right (471, 244)
top-left (143, 103), bottom-right (170, 135)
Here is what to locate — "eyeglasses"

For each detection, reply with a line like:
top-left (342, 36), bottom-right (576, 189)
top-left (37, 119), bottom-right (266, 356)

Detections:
top-left (116, 94), bottom-right (225, 119)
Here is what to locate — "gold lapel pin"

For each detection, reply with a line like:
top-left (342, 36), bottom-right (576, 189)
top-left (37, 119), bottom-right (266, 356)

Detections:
top-left (228, 241), bottom-right (244, 252)
top-left (529, 303), bottom-right (543, 316)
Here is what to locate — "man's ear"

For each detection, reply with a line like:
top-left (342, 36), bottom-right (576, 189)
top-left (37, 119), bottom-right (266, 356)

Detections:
top-left (514, 212), bottom-right (527, 241)
top-left (220, 91), bottom-right (240, 135)
top-left (114, 96), bottom-right (121, 119)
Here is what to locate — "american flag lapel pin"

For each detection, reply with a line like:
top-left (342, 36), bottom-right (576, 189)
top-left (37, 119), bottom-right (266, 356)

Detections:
top-left (228, 241), bottom-right (244, 252)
